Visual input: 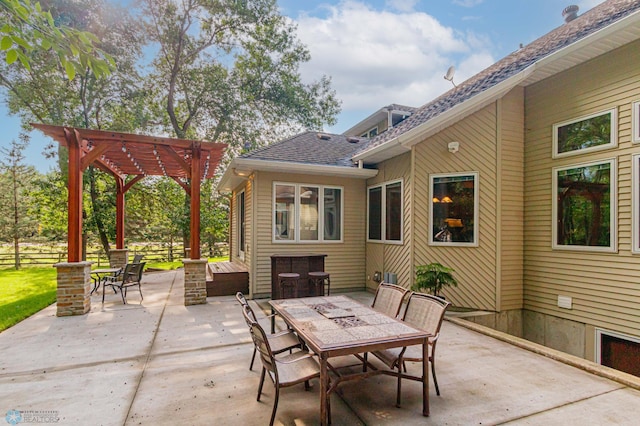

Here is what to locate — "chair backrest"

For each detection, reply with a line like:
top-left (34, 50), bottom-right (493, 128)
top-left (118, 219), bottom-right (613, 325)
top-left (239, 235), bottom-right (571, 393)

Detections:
top-left (371, 282), bottom-right (409, 317)
top-left (132, 254), bottom-right (144, 264)
top-left (242, 305), bottom-right (278, 378)
top-left (118, 263), bottom-right (135, 282)
top-left (236, 292), bottom-right (258, 323)
top-left (128, 262), bottom-right (145, 283)
top-left (402, 292), bottom-right (451, 336)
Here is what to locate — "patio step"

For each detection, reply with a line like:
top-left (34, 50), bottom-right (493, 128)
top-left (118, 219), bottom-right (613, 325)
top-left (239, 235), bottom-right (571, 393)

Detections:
top-left (206, 261), bottom-right (249, 296)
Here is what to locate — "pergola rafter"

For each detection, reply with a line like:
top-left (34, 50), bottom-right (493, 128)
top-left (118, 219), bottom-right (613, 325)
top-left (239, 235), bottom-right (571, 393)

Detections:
top-left (32, 124), bottom-right (227, 262)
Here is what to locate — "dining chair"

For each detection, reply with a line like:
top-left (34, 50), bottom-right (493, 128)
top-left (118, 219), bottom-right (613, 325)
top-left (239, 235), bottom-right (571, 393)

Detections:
top-left (103, 262), bottom-right (145, 304)
top-left (243, 305), bottom-right (326, 426)
top-left (371, 282), bottom-right (409, 318)
top-left (371, 292), bottom-right (451, 407)
top-left (236, 292), bottom-right (302, 371)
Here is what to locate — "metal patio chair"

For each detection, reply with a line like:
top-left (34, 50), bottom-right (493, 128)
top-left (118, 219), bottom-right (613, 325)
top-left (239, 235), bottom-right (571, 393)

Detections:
top-left (243, 304), bottom-right (326, 426)
top-left (103, 262), bottom-right (145, 304)
top-left (236, 292), bottom-right (302, 371)
top-left (370, 292), bottom-right (451, 406)
top-left (371, 282), bottom-right (409, 318)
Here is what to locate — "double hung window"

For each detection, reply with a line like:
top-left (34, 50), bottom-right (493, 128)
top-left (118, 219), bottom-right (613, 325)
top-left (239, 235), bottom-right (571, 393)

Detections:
top-left (273, 183), bottom-right (342, 243)
top-left (367, 180), bottom-right (403, 243)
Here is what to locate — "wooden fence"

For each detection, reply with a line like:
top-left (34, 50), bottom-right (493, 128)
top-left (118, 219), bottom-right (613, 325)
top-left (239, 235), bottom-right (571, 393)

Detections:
top-left (0, 243), bottom-right (228, 268)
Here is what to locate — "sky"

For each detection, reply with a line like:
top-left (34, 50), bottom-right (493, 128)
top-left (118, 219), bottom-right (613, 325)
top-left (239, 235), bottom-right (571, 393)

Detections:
top-left (0, 0), bottom-right (606, 173)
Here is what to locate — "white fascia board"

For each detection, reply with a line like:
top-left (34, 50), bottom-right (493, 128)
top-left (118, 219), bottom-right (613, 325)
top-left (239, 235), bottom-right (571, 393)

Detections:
top-left (236, 158), bottom-right (378, 178)
top-left (216, 158), bottom-right (245, 194)
top-left (217, 157), bottom-right (378, 193)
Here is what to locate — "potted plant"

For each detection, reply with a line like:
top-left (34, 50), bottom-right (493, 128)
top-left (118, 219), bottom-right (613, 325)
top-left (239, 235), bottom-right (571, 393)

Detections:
top-left (412, 262), bottom-right (458, 298)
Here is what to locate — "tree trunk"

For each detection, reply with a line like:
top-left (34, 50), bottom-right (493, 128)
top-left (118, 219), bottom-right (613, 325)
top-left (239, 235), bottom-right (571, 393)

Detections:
top-left (13, 236), bottom-right (20, 270)
top-left (88, 168), bottom-right (112, 258)
top-left (11, 165), bottom-right (20, 270)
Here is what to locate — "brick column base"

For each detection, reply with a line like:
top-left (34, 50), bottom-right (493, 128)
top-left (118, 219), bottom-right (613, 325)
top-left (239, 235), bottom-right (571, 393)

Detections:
top-left (183, 258), bottom-right (208, 305)
top-left (109, 249), bottom-right (129, 268)
top-left (54, 261), bottom-right (92, 317)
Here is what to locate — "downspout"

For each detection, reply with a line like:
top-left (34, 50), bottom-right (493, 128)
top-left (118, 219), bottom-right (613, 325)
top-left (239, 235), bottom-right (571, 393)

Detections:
top-left (495, 99), bottom-right (503, 313)
top-left (250, 172), bottom-right (258, 299)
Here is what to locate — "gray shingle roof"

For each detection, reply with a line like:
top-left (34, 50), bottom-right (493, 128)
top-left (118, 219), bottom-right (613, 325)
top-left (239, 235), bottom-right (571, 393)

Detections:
top-left (358, 0), bottom-right (640, 156)
top-left (242, 132), bottom-right (368, 167)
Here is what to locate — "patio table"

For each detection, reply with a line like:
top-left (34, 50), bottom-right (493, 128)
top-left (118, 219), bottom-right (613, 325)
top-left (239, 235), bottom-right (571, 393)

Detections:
top-left (90, 268), bottom-right (121, 295)
top-left (270, 295), bottom-right (432, 426)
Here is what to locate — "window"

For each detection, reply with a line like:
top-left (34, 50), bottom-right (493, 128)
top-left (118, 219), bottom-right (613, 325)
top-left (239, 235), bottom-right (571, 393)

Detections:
top-left (553, 159), bottom-right (616, 251)
top-left (430, 173), bottom-right (478, 246)
top-left (633, 101), bottom-right (640, 143)
top-left (553, 109), bottom-right (617, 158)
top-left (237, 191), bottom-right (246, 259)
top-left (361, 126), bottom-right (378, 138)
top-left (368, 180), bottom-right (403, 243)
top-left (273, 183), bottom-right (342, 243)
top-left (596, 329), bottom-right (640, 377)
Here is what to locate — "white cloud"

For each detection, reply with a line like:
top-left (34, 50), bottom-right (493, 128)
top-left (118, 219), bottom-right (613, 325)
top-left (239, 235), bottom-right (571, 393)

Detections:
top-left (292, 1), bottom-right (495, 125)
top-left (385, 0), bottom-right (418, 13)
top-left (452, 0), bottom-right (483, 8)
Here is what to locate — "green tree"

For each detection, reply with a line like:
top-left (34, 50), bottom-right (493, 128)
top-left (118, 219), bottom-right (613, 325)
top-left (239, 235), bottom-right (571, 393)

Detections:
top-left (1, 0), bottom-right (148, 258)
top-left (141, 0), bottom-right (340, 248)
top-left (0, 135), bottom-right (39, 269)
top-left (0, 0), bottom-right (114, 79)
top-left (28, 169), bottom-right (68, 240)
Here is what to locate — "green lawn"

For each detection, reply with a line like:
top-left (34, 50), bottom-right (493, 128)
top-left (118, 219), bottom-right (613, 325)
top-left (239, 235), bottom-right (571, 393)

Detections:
top-left (0, 257), bottom-right (229, 332)
top-left (0, 267), bottom-right (57, 332)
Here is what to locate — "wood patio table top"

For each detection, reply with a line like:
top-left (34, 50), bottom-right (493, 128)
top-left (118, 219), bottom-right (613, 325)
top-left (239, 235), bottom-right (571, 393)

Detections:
top-left (270, 295), bottom-right (432, 426)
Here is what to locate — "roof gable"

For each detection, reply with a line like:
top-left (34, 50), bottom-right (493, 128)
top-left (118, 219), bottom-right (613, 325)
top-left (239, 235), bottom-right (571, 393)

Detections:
top-left (356, 0), bottom-right (640, 161)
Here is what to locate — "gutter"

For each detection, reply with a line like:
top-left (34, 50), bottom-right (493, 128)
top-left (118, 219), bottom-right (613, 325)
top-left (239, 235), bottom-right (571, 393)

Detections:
top-left (217, 157), bottom-right (378, 193)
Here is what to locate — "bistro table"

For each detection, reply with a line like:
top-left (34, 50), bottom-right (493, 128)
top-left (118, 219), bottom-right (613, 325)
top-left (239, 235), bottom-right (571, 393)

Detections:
top-left (270, 295), bottom-right (431, 426)
top-left (90, 268), bottom-right (121, 295)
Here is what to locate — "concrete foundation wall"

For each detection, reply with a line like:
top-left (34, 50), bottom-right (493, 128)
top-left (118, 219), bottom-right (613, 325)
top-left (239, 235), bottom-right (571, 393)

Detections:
top-left (463, 309), bottom-right (586, 358)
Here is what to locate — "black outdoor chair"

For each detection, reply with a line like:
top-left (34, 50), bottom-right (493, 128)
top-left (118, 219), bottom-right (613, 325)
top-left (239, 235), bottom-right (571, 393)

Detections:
top-left (103, 262), bottom-right (145, 304)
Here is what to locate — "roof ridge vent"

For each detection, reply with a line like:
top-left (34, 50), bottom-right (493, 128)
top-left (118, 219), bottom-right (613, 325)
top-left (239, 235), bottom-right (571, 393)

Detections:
top-left (346, 136), bottom-right (360, 143)
top-left (317, 133), bottom-right (331, 140)
top-left (562, 5), bottom-right (579, 23)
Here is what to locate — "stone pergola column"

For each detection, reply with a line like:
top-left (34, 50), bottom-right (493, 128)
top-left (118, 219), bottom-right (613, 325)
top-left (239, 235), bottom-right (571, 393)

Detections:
top-left (54, 261), bottom-right (92, 316)
top-left (183, 258), bottom-right (208, 305)
top-left (109, 248), bottom-right (129, 268)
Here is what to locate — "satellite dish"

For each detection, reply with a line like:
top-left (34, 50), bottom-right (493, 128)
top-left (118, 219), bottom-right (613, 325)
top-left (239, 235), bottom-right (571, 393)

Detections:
top-left (444, 65), bottom-right (457, 87)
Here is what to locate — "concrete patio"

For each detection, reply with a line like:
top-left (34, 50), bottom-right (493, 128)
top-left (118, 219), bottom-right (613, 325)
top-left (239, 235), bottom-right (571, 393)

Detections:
top-left (1, 269), bottom-right (639, 425)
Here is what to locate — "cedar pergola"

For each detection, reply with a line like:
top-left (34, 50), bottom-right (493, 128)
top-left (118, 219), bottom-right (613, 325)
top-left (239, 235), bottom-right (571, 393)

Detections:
top-left (32, 124), bottom-right (227, 262)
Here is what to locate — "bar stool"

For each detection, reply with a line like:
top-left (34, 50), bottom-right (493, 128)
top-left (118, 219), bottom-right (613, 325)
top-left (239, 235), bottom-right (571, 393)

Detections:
top-left (278, 273), bottom-right (300, 299)
top-left (308, 271), bottom-right (330, 296)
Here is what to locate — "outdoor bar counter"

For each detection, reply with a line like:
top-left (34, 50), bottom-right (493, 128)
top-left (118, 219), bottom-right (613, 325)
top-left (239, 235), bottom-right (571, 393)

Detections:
top-left (270, 253), bottom-right (327, 299)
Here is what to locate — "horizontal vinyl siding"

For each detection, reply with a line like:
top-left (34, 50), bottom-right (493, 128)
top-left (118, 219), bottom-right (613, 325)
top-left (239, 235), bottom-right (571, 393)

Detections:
top-left (524, 38), bottom-right (640, 339)
top-left (499, 88), bottom-right (525, 310)
top-left (253, 171), bottom-right (367, 296)
top-left (413, 104), bottom-right (498, 311)
top-left (365, 153), bottom-right (412, 291)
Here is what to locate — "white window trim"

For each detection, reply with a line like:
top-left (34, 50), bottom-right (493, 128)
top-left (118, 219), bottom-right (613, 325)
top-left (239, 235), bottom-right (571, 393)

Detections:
top-left (552, 108), bottom-right (617, 159)
top-left (633, 101), bottom-right (640, 144)
top-left (632, 154), bottom-right (640, 254)
top-left (272, 182), bottom-right (344, 244)
top-left (366, 179), bottom-right (404, 245)
top-left (552, 158), bottom-right (617, 252)
top-left (595, 328), bottom-right (640, 366)
top-left (237, 190), bottom-right (245, 261)
top-left (428, 171), bottom-right (479, 247)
